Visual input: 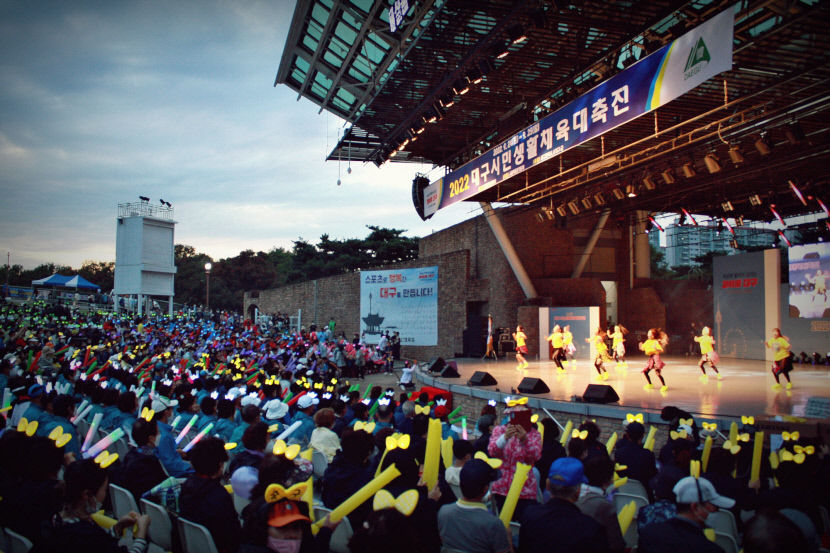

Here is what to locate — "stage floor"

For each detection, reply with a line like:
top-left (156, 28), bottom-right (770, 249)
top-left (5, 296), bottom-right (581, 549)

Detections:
top-left (442, 355), bottom-right (830, 418)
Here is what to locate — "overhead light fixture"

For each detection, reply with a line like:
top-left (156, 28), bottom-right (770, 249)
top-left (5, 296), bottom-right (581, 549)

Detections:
top-left (398, 138), bottom-right (410, 150)
top-left (581, 196), bottom-right (593, 210)
top-left (593, 191), bottom-right (606, 205)
top-left (749, 194), bottom-right (762, 206)
top-left (493, 41), bottom-right (510, 59)
top-left (588, 154), bottom-right (620, 172)
top-left (625, 184), bottom-right (637, 198)
top-left (703, 153), bottom-right (721, 174)
top-left (754, 134), bottom-right (771, 155)
top-left (681, 162), bottom-right (696, 178)
top-left (729, 239), bottom-right (739, 249)
top-left (439, 92), bottom-right (455, 109)
top-left (736, 215), bottom-right (744, 227)
top-left (467, 68), bottom-right (483, 85)
top-left (568, 199), bottom-right (580, 215)
top-left (721, 201), bottom-right (734, 212)
top-left (784, 122), bottom-right (805, 145)
top-left (452, 80), bottom-right (470, 95)
top-left (556, 204), bottom-right (568, 217)
top-left (544, 208), bottom-right (555, 221)
top-left (728, 146), bottom-right (744, 165)
top-left (661, 168), bottom-right (676, 185)
top-left (536, 210), bottom-right (546, 223)
top-left (508, 25), bottom-right (527, 45)
top-left (643, 175), bottom-right (657, 190)
top-left (612, 187), bottom-right (626, 200)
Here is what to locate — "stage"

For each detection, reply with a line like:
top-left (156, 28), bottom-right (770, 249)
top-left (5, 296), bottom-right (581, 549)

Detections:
top-left (432, 355), bottom-right (830, 418)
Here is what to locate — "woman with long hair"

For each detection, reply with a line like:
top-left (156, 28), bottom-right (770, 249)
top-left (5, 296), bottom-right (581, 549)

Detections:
top-left (639, 328), bottom-right (669, 392)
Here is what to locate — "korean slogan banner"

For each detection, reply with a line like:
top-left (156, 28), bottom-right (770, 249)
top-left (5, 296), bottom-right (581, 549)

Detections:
top-left (423, 8), bottom-right (734, 216)
top-left (360, 267), bottom-right (438, 346)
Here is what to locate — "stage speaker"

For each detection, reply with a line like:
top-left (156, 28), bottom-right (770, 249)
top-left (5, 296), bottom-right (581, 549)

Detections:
top-left (582, 384), bottom-right (619, 404)
top-left (428, 357), bottom-right (446, 373)
top-left (440, 361), bottom-right (460, 378)
top-left (518, 377), bottom-right (550, 394)
top-left (468, 371), bottom-right (497, 386)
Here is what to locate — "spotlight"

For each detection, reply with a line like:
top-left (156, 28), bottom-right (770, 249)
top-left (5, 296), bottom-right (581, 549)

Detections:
top-left (643, 175), bottom-right (657, 190)
top-left (568, 199), bottom-right (580, 215)
top-left (625, 184), bottom-right (637, 198)
top-left (439, 92), bottom-right (455, 109)
top-left (729, 239), bottom-right (739, 249)
top-left (661, 168), bottom-right (676, 185)
top-left (612, 187), bottom-right (626, 200)
top-left (784, 123), bottom-right (806, 145)
top-left (754, 135), bottom-right (771, 156)
top-left (544, 208), bottom-right (555, 221)
top-left (728, 146), bottom-right (744, 165)
top-left (721, 201), bottom-right (734, 212)
top-left (492, 42), bottom-right (510, 59)
top-left (535, 210), bottom-right (546, 223)
top-left (736, 216), bottom-right (744, 227)
top-left (556, 204), bottom-right (568, 217)
top-left (139, 196), bottom-right (150, 202)
top-left (581, 196), bottom-right (593, 210)
top-left (507, 25), bottom-right (527, 45)
top-left (452, 80), bottom-right (470, 95)
top-left (703, 154), bottom-right (721, 174)
top-left (467, 68), bottom-right (483, 85)
top-left (593, 191), bottom-right (606, 205)
top-left (681, 162), bottom-right (696, 178)
top-left (749, 194), bottom-right (762, 206)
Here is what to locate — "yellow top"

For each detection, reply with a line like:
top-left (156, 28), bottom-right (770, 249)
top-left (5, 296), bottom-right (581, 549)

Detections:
top-left (593, 335), bottom-right (608, 353)
top-left (563, 331), bottom-right (573, 346)
top-left (642, 338), bottom-right (663, 356)
top-left (695, 335), bottom-right (714, 354)
top-left (515, 331), bottom-right (527, 348)
top-left (766, 336), bottom-right (790, 361)
top-left (610, 331), bottom-right (624, 347)
top-left (548, 331), bottom-right (563, 348)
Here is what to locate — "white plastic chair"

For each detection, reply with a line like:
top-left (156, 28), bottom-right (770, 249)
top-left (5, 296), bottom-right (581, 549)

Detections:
top-left (323, 513), bottom-right (353, 553)
top-left (449, 483), bottom-right (463, 500)
top-left (311, 448), bottom-right (328, 479)
top-left (110, 483), bottom-right (139, 519)
top-left (114, 436), bottom-right (130, 459)
top-left (76, 418), bottom-right (90, 437)
top-left (614, 495), bottom-right (648, 549)
top-left (714, 531), bottom-right (739, 553)
top-left (617, 479), bottom-right (649, 502)
top-left (4, 528), bottom-right (33, 553)
top-left (140, 498), bottom-right (174, 552)
top-left (177, 517), bottom-right (219, 553)
top-left (707, 509), bottom-right (738, 542)
top-left (233, 493), bottom-right (251, 518)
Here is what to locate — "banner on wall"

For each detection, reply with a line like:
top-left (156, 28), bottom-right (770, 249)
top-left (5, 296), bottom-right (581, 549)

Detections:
top-left (359, 266), bottom-right (438, 346)
top-left (538, 306), bottom-right (601, 361)
top-left (423, 8), bottom-right (734, 216)
top-left (713, 251), bottom-right (769, 360)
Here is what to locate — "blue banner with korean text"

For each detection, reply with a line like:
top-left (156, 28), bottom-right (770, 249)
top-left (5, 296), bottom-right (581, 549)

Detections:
top-left (359, 266), bottom-right (438, 346)
top-left (423, 8), bottom-right (734, 216)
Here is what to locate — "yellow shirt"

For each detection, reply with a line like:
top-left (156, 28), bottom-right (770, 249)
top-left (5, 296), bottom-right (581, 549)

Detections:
top-left (642, 338), bottom-right (663, 356)
top-left (515, 331), bottom-right (527, 348)
top-left (696, 335), bottom-right (714, 354)
top-left (548, 331), bottom-right (563, 348)
top-left (767, 337), bottom-right (790, 361)
top-left (593, 335), bottom-right (608, 353)
top-left (610, 331), bottom-right (623, 347)
top-left (563, 331), bottom-right (573, 346)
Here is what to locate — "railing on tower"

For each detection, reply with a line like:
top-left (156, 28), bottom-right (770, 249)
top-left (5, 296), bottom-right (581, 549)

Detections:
top-left (118, 201), bottom-right (173, 219)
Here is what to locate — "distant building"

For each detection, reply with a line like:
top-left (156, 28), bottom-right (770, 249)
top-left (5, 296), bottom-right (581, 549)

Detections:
top-left (653, 225), bottom-right (775, 268)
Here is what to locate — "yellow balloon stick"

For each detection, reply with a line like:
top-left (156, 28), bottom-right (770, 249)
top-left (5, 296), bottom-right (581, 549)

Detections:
top-left (422, 418), bottom-right (443, 490)
top-left (441, 437), bottom-right (454, 470)
top-left (750, 431), bottom-right (764, 486)
top-left (560, 420), bottom-right (573, 445)
top-left (499, 462), bottom-right (531, 528)
top-left (701, 436), bottom-right (713, 472)
top-left (537, 421), bottom-right (545, 442)
top-left (606, 431), bottom-right (618, 455)
top-left (729, 421), bottom-right (738, 445)
top-left (617, 500), bottom-right (637, 536)
top-left (311, 464), bottom-right (401, 532)
top-left (643, 426), bottom-right (657, 451)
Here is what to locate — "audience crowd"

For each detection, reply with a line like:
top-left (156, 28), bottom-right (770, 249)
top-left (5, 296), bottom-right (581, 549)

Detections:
top-left (0, 300), bottom-right (828, 553)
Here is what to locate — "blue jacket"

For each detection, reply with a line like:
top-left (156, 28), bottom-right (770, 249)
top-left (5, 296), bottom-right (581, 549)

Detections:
top-left (288, 410), bottom-right (315, 447)
top-left (156, 420), bottom-right (194, 477)
top-left (40, 416), bottom-right (81, 458)
top-left (214, 418), bottom-right (237, 442)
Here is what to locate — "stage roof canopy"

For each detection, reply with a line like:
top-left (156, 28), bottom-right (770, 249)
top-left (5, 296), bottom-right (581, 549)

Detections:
top-left (276, 0), bottom-right (830, 223)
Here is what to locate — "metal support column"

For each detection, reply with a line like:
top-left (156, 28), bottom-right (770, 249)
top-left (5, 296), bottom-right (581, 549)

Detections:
top-left (572, 209), bottom-right (611, 278)
top-left (479, 202), bottom-right (537, 299)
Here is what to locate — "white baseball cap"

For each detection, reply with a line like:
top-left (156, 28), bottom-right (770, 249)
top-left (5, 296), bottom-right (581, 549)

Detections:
top-left (297, 394), bottom-right (319, 410)
top-left (673, 476), bottom-right (735, 508)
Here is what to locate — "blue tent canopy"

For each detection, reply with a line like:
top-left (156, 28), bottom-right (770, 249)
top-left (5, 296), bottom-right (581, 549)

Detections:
top-left (31, 273), bottom-right (100, 290)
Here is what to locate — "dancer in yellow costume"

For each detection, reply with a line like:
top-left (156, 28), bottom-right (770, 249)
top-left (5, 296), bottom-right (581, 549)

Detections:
top-left (545, 325), bottom-right (565, 373)
top-left (513, 325), bottom-right (529, 370)
top-left (562, 325), bottom-right (575, 367)
top-left (586, 328), bottom-right (610, 380)
top-left (693, 326), bottom-right (720, 382)
top-left (765, 328), bottom-right (793, 390)
top-left (639, 328), bottom-right (668, 391)
top-left (607, 325), bottom-right (628, 368)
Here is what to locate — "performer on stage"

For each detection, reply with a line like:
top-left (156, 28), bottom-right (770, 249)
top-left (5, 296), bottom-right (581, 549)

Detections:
top-left (586, 327), bottom-right (610, 380)
top-left (607, 324), bottom-right (628, 368)
top-left (806, 269), bottom-right (827, 304)
top-left (765, 328), bottom-right (793, 390)
top-left (513, 325), bottom-right (529, 370)
top-left (693, 326), bottom-right (720, 382)
top-left (562, 325), bottom-right (576, 367)
top-left (545, 325), bottom-right (566, 373)
top-left (639, 328), bottom-right (668, 392)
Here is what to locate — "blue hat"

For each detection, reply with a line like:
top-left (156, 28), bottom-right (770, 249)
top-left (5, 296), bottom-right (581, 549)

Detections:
top-left (28, 384), bottom-right (45, 398)
top-left (548, 457), bottom-right (587, 487)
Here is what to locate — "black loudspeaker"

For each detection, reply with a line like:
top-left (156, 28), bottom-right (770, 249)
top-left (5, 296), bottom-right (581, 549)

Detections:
top-left (440, 361), bottom-right (460, 378)
top-left (582, 384), bottom-right (620, 404)
top-left (412, 175), bottom-right (433, 221)
top-left (428, 357), bottom-right (446, 373)
top-left (518, 377), bottom-right (550, 394)
top-left (468, 371), bottom-right (497, 386)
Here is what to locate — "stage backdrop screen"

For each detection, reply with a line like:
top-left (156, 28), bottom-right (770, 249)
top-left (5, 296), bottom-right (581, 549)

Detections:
top-left (788, 242), bottom-right (830, 319)
top-left (359, 266), bottom-right (438, 346)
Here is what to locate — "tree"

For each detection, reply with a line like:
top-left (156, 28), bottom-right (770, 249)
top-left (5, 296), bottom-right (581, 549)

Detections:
top-left (79, 261), bottom-right (114, 291)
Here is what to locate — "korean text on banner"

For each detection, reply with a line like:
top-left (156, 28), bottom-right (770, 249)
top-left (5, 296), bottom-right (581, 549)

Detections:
top-left (360, 266), bottom-right (438, 346)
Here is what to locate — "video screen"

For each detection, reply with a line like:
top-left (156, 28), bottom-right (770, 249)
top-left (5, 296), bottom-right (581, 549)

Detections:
top-left (789, 242), bottom-right (830, 318)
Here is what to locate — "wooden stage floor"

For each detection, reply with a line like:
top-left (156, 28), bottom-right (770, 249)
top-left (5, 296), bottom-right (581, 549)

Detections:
top-left (439, 355), bottom-right (830, 418)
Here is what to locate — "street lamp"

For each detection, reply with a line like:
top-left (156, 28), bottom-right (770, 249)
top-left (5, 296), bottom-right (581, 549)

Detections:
top-left (204, 262), bottom-right (212, 309)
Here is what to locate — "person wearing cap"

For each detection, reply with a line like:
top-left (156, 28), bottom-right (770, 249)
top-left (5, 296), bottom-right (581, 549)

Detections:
top-left (22, 384), bottom-right (51, 426)
top-left (151, 395), bottom-right (194, 477)
top-left (239, 496), bottom-right (335, 553)
top-left (613, 421), bottom-right (656, 493)
top-left (288, 394), bottom-right (318, 447)
top-left (438, 458), bottom-right (511, 553)
top-left (519, 457), bottom-right (608, 553)
top-left (576, 455), bottom-right (625, 553)
top-left (638, 476), bottom-right (735, 553)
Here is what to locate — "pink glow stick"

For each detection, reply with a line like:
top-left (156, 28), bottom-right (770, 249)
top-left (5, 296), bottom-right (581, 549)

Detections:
top-left (183, 423), bottom-right (214, 453)
top-left (82, 413), bottom-right (103, 452)
top-left (83, 428), bottom-right (124, 459)
top-left (175, 414), bottom-right (199, 444)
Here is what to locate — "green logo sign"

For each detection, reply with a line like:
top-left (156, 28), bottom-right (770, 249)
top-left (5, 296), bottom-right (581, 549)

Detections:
top-left (684, 37), bottom-right (711, 79)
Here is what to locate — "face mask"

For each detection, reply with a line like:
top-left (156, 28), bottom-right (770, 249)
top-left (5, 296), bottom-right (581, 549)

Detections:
top-left (267, 537), bottom-right (301, 553)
